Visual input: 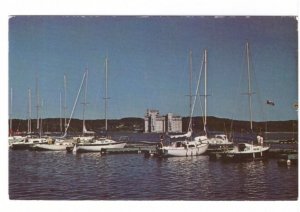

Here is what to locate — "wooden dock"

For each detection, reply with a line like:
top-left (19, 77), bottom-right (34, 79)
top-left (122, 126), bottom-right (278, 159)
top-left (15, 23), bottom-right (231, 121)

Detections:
top-left (267, 148), bottom-right (298, 158)
top-left (102, 145), bottom-right (298, 157)
top-left (101, 146), bottom-right (156, 154)
top-left (265, 139), bottom-right (298, 144)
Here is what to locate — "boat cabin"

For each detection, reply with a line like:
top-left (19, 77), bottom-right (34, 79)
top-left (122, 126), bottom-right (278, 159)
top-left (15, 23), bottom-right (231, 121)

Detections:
top-left (215, 134), bottom-right (227, 140)
top-left (237, 143), bottom-right (261, 152)
top-left (171, 141), bottom-right (193, 149)
top-left (238, 143), bottom-right (247, 151)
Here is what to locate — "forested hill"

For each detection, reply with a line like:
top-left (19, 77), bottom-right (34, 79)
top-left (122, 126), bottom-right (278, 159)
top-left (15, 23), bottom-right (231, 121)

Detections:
top-left (9, 116), bottom-right (297, 133)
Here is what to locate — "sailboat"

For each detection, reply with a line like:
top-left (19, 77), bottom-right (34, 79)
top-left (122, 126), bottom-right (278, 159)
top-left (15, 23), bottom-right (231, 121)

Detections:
top-left (30, 75), bottom-right (74, 151)
top-left (11, 80), bottom-right (48, 150)
top-left (220, 42), bottom-right (270, 161)
top-left (8, 88), bottom-right (27, 146)
top-left (72, 57), bottom-right (127, 153)
top-left (193, 49), bottom-right (233, 149)
top-left (155, 50), bottom-right (210, 157)
top-left (72, 68), bottom-right (95, 143)
top-left (157, 49), bottom-right (231, 156)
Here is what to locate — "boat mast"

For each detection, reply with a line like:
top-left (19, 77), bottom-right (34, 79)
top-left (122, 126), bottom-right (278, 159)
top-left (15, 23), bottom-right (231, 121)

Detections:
top-left (63, 71), bottom-right (87, 137)
top-left (82, 68), bottom-right (89, 134)
top-left (36, 74), bottom-right (40, 132)
top-left (246, 42), bottom-right (253, 131)
top-left (104, 57), bottom-right (109, 132)
top-left (28, 88), bottom-right (32, 134)
top-left (40, 99), bottom-right (43, 137)
top-left (188, 50), bottom-right (204, 133)
top-left (64, 74), bottom-right (67, 131)
top-left (60, 92), bottom-right (62, 133)
top-left (204, 49), bottom-right (207, 133)
top-left (189, 50), bottom-right (193, 131)
top-left (9, 88), bottom-right (13, 136)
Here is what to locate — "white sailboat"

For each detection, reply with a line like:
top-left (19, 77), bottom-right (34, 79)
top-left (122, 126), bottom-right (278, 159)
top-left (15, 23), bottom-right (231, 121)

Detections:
top-left (8, 88), bottom-right (20, 145)
top-left (30, 74), bottom-right (75, 151)
top-left (156, 50), bottom-right (210, 157)
top-left (73, 57), bottom-right (127, 153)
top-left (193, 50), bottom-right (233, 148)
top-left (8, 88), bottom-right (27, 146)
top-left (11, 137), bottom-right (48, 150)
top-left (10, 85), bottom-right (48, 150)
top-left (220, 42), bottom-right (270, 161)
top-left (15, 83), bottom-right (48, 150)
top-left (31, 139), bottom-right (73, 151)
top-left (72, 68), bottom-right (95, 142)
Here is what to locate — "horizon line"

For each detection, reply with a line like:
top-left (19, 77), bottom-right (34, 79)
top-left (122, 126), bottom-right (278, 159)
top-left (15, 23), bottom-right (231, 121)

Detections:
top-left (9, 115), bottom-right (298, 122)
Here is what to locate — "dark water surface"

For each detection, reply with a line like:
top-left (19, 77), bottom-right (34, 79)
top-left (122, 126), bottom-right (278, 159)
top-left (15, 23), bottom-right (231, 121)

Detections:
top-left (9, 149), bottom-right (297, 200)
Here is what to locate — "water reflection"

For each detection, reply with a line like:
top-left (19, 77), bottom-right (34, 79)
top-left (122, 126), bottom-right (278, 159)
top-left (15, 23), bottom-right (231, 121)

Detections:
top-left (9, 150), bottom-right (298, 200)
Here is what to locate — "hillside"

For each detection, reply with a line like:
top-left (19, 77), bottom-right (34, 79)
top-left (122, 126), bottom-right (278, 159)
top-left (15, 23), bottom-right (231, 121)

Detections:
top-left (182, 116), bottom-right (298, 133)
top-left (9, 116), bottom-right (298, 134)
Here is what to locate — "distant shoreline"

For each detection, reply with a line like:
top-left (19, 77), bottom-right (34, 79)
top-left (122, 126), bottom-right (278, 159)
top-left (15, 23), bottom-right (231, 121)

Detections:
top-left (9, 116), bottom-right (298, 133)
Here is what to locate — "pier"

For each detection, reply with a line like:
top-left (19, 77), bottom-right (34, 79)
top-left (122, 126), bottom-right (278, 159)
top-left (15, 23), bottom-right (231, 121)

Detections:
top-left (101, 146), bottom-right (157, 154)
top-left (100, 143), bottom-right (298, 158)
top-left (98, 142), bottom-right (156, 154)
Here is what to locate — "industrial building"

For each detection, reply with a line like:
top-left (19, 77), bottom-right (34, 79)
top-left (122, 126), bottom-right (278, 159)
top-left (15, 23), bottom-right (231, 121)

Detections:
top-left (144, 109), bottom-right (182, 133)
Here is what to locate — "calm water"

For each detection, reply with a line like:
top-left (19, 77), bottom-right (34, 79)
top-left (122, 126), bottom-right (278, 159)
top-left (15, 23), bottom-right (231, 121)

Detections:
top-left (9, 149), bottom-right (298, 200)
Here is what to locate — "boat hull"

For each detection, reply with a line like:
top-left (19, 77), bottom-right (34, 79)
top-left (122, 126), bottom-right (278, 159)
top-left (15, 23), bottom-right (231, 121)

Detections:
top-left (158, 143), bottom-right (209, 157)
top-left (206, 143), bottom-right (234, 153)
top-left (30, 144), bottom-right (69, 151)
top-left (75, 142), bottom-right (127, 153)
top-left (9, 136), bottom-right (25, 145)
top-left (10, 143), bottom-right (34, 150)
top-left (220, 148), bottom-right (270, 162)
top-left (10, 138), bottom-right (49, 150)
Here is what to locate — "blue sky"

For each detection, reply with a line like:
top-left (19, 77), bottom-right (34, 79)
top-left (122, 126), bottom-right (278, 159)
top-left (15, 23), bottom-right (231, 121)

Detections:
top-left (9, 16), bottom-right (298, 121)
